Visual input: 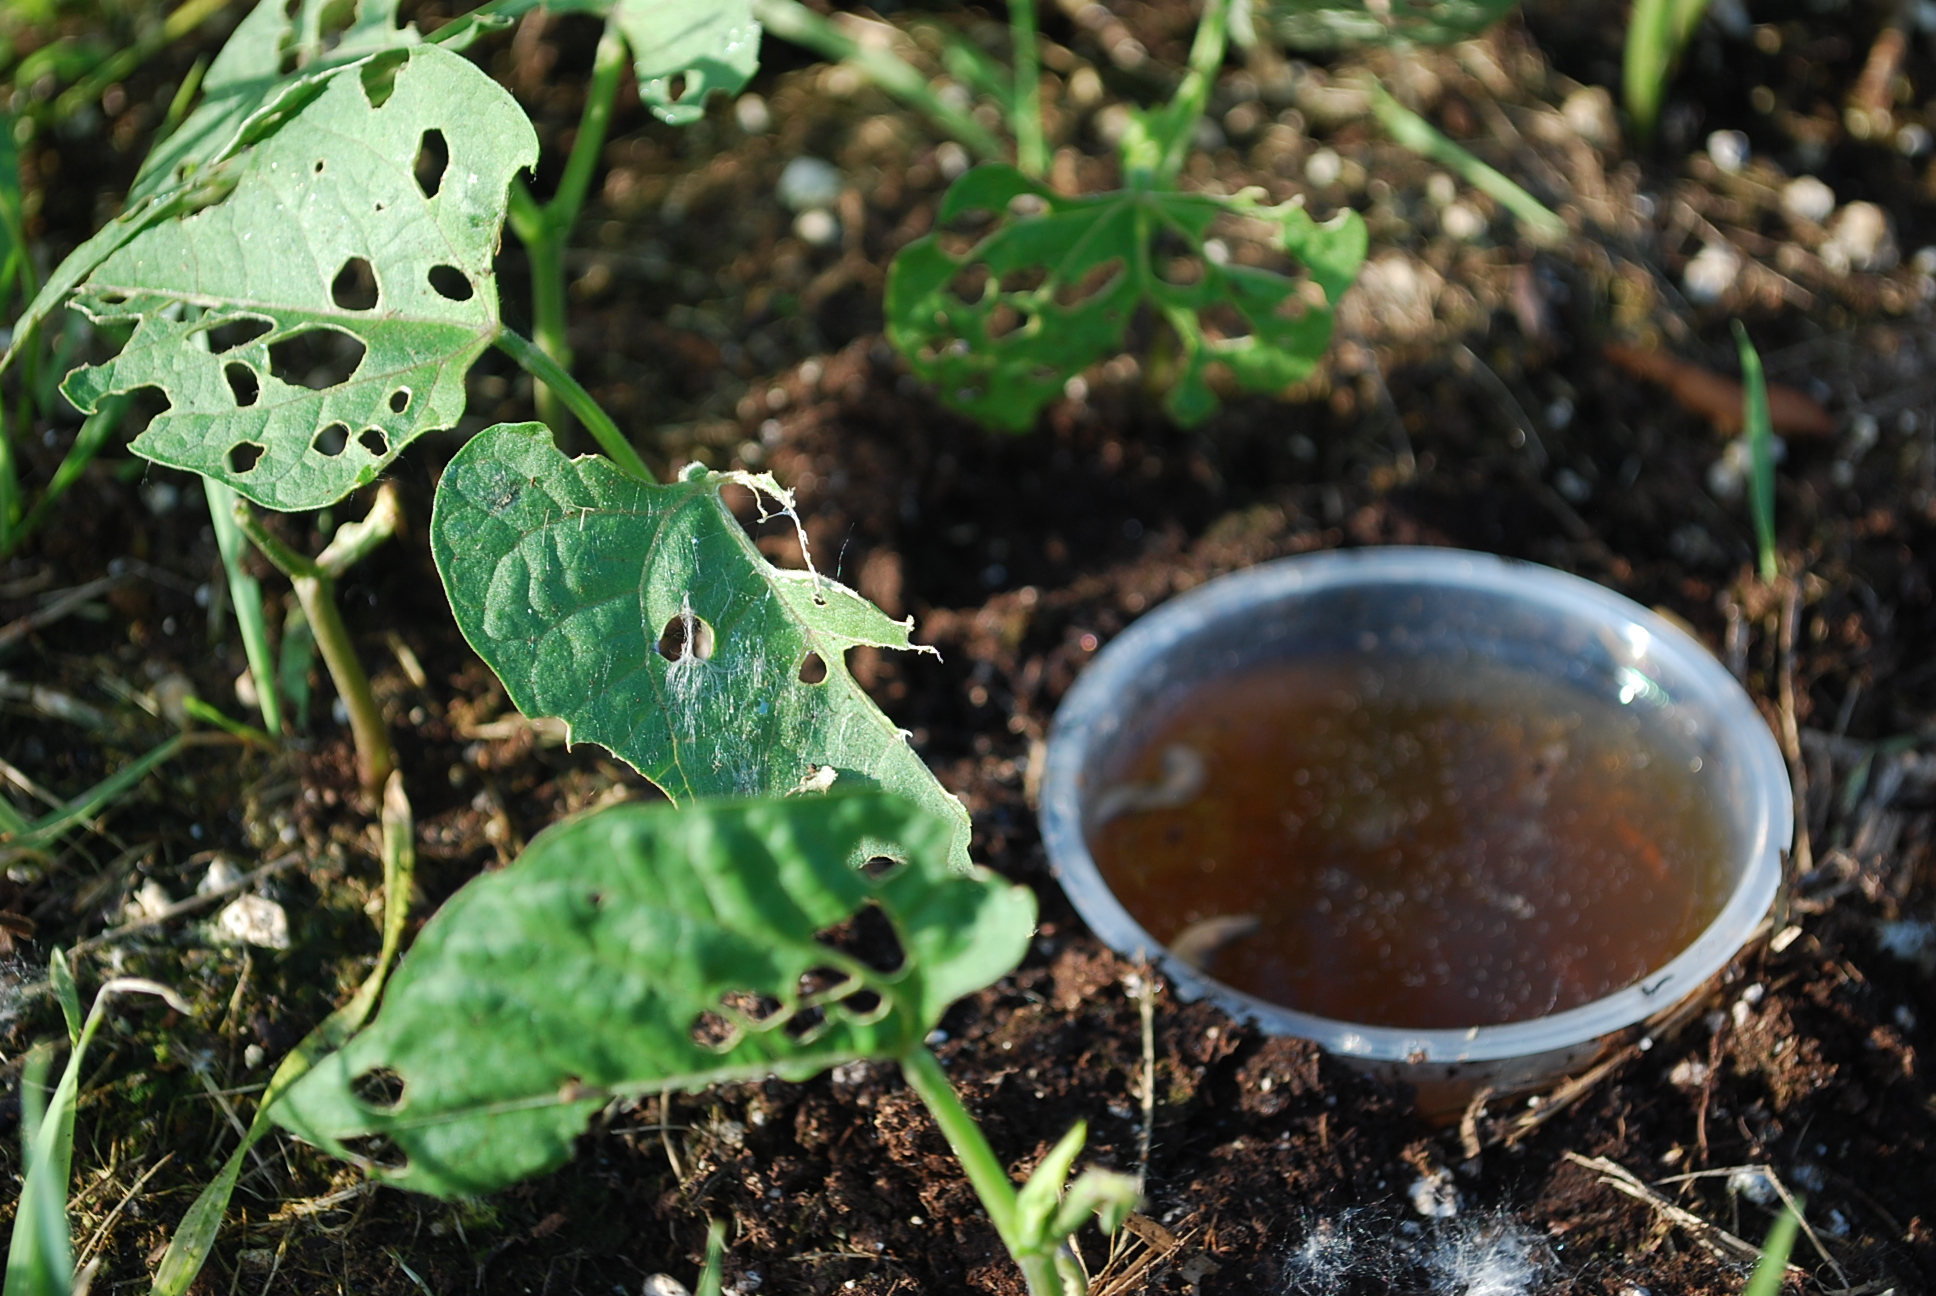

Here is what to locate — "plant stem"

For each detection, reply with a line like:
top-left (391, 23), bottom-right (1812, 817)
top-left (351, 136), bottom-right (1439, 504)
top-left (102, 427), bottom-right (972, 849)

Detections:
top-left (507, 18), bottom-right (630, 440)
top-left (231, 496), bottom-right (396, 796)
top-left (900, 1047), bottom-right (1062, 1296)
top-left (495, 328), bottom-right (655, 481)
top-left (204, 476), bottom-right (283, 737)
top-left (752, 0), bottom-right (1006, 163)
top-left (1365, 77), bottom-right (1568, 246)
top-left (1734, 320), bottom-right (1779, 583)
top-left (1155, 0), bottom-right (1231, 185)
top-left (1009, 0), bottom-right (1048, 179)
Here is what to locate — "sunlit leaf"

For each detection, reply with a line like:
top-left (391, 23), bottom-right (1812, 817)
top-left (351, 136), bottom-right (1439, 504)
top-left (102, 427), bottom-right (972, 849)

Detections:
top-left (431, 423), bottom-right (973, 869)
top-left (274, 792), bottom-right (1033, 1198)
top-left (59, 45), bottom-right (537, 511)
top-left (1263, 0), bottom-right (1518, 48)
top-left (886, 163), bottom-right (1367, 430)
top-left (617, 0), bottom-right (761, 125)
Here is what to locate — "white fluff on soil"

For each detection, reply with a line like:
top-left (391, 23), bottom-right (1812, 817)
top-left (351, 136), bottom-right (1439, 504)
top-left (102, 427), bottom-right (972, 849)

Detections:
top-left (1280, 1207), bottom-right (1548, 1295)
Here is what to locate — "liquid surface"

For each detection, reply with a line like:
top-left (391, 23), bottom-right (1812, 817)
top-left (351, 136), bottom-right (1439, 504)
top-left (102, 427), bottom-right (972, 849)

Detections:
top-left (1088, 654), bottom-right (1732, 1029)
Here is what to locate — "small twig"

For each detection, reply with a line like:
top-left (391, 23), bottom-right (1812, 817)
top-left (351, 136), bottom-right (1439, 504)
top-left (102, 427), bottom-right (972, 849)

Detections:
top-left (1776, 579), bottom-right (1813, 927)
top-left (76, 1152), bottom-right (175, 1269)
top-left (1133, 960), bottom-right (1156, 1186)
top-left (1653, 1164), bottom-right (1851, 1290)
top-left (1563, 1152), bottom-right (1777, 1266)
top-left (0, 574), bottom-right (125, 651)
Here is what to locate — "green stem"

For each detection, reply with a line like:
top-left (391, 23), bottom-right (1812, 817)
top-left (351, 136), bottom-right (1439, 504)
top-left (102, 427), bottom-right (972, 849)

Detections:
top-left (1364, 77), bottom-right (1567, 246)
top-left (204, 476), bottom-right (283, 737)
top-left (495, 328), bottom-right (654, 480)
top-left (752, 0), bottom-right (1006, 162)
top-left (507, 18), bottom-right (630, 440)
top-left (1155, 0), bottom-right (1231, 186)
top-left (1733, 320), bottom-right (1778, 584)
top-left (231, 498), bottom-right (395, 796)
top-left (1010, 0), bottom-right (1047, 179)
top-left (900, 1047), bottom-right (1062, 1296)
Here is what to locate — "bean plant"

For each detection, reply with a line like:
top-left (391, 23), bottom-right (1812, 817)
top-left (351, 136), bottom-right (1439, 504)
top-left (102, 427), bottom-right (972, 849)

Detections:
top-left (1, 0), bottom-right (1197, 1290)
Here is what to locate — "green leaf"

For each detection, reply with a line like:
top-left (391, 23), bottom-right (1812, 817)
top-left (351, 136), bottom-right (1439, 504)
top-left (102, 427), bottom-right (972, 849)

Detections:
top-left (616, 0), bottom-right (762, 126)
top-left (4, 1042), bottom-right (71, 1296)
top-left (885, 164), bottom-right (1366, 431)
top-left (0, 109), bottom-right (22, 310)
top-left (273, 791), bottom-right (1034, 1198)
top-left (49, 949), bottom-right (80, 1047)
top-left (430, 422), bottom-right (973, 870)
top-left (59, 44), bottom-right (538, 511)
top-left (1263, 0), bottom-right (1518, 49)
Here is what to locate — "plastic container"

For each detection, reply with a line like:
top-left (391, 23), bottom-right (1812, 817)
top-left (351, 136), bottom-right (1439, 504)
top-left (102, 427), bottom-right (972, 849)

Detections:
top-left (1040, 548), bottom-right (1791, 1113)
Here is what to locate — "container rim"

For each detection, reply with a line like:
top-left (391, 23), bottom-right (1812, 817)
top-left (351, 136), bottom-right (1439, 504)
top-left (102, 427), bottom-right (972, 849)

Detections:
top-left (1040, 547), bottom-right (1792, 1065)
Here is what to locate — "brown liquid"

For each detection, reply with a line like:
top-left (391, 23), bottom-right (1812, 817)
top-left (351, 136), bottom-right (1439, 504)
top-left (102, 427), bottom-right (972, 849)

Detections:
top-left (1089, 654), bottom-right (1732, 1030)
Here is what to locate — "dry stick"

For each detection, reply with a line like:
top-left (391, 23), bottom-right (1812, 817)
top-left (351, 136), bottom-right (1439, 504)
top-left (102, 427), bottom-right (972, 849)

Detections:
top-left (1562, 1153), bottom-right (1778, 1266)
top-left (75, 1152), bottom-right (174, 1270)
top-left (66, 851), bottom-right (303, 958)
top-left (1776, 579), bottom-right (1813, 930)
top-left (1654, 1165), bottom-right (1851, 1290)
top-left (1134, 961), bottom-right (1157, 1187)
top-left (0, 573), bottom-right (126, 651)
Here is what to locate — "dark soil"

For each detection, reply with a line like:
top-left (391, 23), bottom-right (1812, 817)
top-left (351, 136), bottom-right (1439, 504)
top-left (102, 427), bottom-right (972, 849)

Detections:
top-left (2, 1), bottom-right (1934, 1294)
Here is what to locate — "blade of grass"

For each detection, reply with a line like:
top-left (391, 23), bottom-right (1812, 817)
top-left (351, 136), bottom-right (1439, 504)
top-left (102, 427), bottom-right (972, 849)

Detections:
top-left (14, 734), bottom-right (185, 852)
top-left (1625, 0), bottom-right (1711, 142)
top-left (150, 773), bottom-right (416, 1296)
top-left (204, 477), bottom-right (282, 737)
top-left (1742, 1202), bottom-right (1802, 1296)
top-left (694, 1219), bottom-right (728, 1296)
top-left (1365, 77), bottom-right (1567, 246)
top-left (277, 600), bottom-right (315, 732)
top-left (1734, 320), bottom-right (1778, 582)
top-left (6, 965), bottom-right (190, 1296)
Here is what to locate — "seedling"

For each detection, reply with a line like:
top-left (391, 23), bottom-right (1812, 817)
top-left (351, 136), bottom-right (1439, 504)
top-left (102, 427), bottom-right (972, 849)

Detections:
top-left (274, 790), bottom-right (1139, 1296)
top-left (1625, 0), bottom-right (1712, 142)
top-left (1733, 321), bottom-right (1778, 583)
top-left (3, 950), bottom-right (190, 1296)
top-left (887, 0), bottom-right (1369, 430)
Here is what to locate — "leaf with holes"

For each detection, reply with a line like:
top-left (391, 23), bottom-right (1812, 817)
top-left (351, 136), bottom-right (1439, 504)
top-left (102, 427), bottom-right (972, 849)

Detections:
top-left (431, 422), bottom-right (973, 869)
top-left (885, 164), bottom-right (1367, 431)
top-left (614, 0), bottom-right (762, 125)
top-left (56, 44), bottom-right (536, 511)
top-left (273, 791), bottom-right (1033, 1198)
top-left (1262, 0), bottom-right (1518, 48)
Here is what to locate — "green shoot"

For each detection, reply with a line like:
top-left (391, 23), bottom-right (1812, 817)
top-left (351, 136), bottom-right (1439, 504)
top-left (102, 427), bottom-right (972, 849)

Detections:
top-left (752, 0), bottom-right (1004, 164)
top-left (1734, 320), bottom-right (1778, 583)
top-left (277, 599), bottom-right (317, 731)
top-left (205, 476), bottom-right (284, 736)
top-left (0, 733), bottom-right (187, 866)
top-left (1743, 1202), bottom-right (1802, 1296)
top-left (430, 422), bottom-right (973, 869)
top-left (1364, 79), bottom-right (1567, 245)
top-left (274, 791), bottom-right (1134, 1296)
top-left (1624, 0), bottom-right (1712, 142)
top-left (148, 772), bottom-right (417, 1296)
top-left (4, 952), bottom-right (191, 1296)
top-left (695, 1219), bottom-right (728, 1296)
top-left (232, 484), bottom-right (401, 795)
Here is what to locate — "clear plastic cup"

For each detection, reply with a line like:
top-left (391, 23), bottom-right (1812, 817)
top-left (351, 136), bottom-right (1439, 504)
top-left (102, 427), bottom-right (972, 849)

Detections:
top-left (1040, 548), bottom-right (1791, 1113)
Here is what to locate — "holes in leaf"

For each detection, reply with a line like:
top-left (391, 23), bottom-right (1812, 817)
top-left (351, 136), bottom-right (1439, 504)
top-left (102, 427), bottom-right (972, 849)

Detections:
top-left (796, 966), bottom-right (851, 1001)
top-left (998, 266), bottom-right (1047, 294)
top-left (845, 988), bottom-right (885, 1017)
top-left (798, 652), bottom-right (828, 684)
top-left (665, 72), bottom-right (689, 102)
top-left (313, 159), bottom-right (325, 175)
top-left (96, 290), bottom-right (130, 306)
top-left (1006, 192), bottom-right (1049, 218)
top-left (859, 855), bottom-right (903, 883)
top-left (228, 442), bottom-right (265, 474)
top-left (427, 265), bottom-right (474, 301)
top-left (388, 388), bottom-right (411, 413)
top-left (690, 1010), bottom-right (740, 1052)
top-left (414, 129), bottom-right (449, 199)
top-left (359, 428), bottom-right (389, 457)
top-left (814, 902), bottom-right (905, 976)
top-left (948, 263), bottom-right (990, 305)
top-left (359, 48), bottom-right (406, 108)
top-left (720, 989), bottom-right (785, 1026)
top-left (1055, 258), bottom-right (1125, 307)
top-left (331, 257), bottom-right (379, 311)
top-left (985, 303), bottom-right (1027, 340)
top-left (224, 363), bottom-right (259, 407)
top-left (1159, 255), bottom-right (1206, 287)
top-left (204, 315), bottom-right (272, 353)
top-left (312, 423), bottom-right (350, 457)
top-left (1199, 302), bottom-right (1252, 343)
top-left (268, 327), bottom-right (365, 390)
top-left (657, 611), bottom-right (716, 662)
top-left (341, 1134), bottom-right (409, 1173)
top-left (783, 1006), bottom-right (828, 1041)
top-left (351, 1066), bottom-right (406, 1110)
